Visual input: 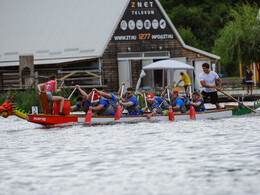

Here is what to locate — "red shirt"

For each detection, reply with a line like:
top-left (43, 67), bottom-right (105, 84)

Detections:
top-left (44, 80), bottom-right (56, 93)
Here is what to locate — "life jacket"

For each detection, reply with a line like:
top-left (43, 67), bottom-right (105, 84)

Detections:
top-left (170, 95), bottom-right (186, 113)
top-left (180, 96), bottom-right (191, 111)
top-left (147, 100), bottom-right (162, 114)
top-left (154, 97), bottom-right (169, 110)
top-left (124, 95), bottom-right (140, 114)
top-left (81, 99), bottom-right (90, 113)
top-left (44, 80), bottom-right (56, 93)
top-left (93, 96), bottom-right (115, 116)
top-left (107, 93), bottom-right (119, 112)
top-left (193, 99), bottom-right (206, 112)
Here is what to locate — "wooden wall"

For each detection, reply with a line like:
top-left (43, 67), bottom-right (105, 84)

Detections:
top-left (102, 38), bottom-right (216, 91)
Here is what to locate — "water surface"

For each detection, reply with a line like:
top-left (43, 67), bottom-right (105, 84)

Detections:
top-left (0, 104), bottom-right (259, 195)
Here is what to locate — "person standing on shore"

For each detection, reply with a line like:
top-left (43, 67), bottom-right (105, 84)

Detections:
top-left (199, 63), bottom-right (222, 110)
top-left (176, 72), bottom-right (192, 98)
top-left (245, 66), bottom-right (253, 95)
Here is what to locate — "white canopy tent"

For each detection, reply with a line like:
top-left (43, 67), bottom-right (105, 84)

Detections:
top-left (136, 59), bottom-right (194, 91)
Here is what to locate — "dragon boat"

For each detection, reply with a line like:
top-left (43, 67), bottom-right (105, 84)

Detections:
top-left (1, 93), bottom-right (259, 126)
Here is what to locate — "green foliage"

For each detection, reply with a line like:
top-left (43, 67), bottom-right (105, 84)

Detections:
top-left (177, 27), bottom-right (200, 48)
top-left (0, 89), bottom-right (78, 113)
top-left (159, 0), bottom-right (259, 76)
top-left (213, 4), bottom-right (260, 69)
top-left (160, 1), bottom-right (233, 51)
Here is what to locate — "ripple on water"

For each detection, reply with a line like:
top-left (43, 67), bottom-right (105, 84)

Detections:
top-left (0, 113), bottom-right (260, 195)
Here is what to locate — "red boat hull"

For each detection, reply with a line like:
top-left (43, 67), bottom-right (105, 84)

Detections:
top-left (28, 114), bottom-right (78, 125)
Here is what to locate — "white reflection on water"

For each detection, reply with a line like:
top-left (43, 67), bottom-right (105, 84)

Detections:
top-left (0, 106), bottom-right (260, 195)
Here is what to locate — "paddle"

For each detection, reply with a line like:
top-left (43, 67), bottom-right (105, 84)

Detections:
top-left (219, 89), bottom-right (256, 113)
top-left (115, 85), bottom-right (124, 121)
top-left (167, 89), bottom-right (174, 121)
top-left (143, 92), bottom-right (148, 110)
top-left (58, 80), bottom-right (64, 89)
top-left (84, 91), bottom-right (95, 124)
top-left (68, 88), bottom-right (76, 100)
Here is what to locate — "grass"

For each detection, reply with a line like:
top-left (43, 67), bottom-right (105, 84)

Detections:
top-left (0, 88), bottom-right (78, 113)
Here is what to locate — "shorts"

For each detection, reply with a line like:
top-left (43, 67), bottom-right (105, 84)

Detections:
top-left (246, 81), bottom-right (253, 86)
top-left (46, 92), bottom-right (53, 101)
top-left (184, 85), bottom-right (191, 92)
top-left (201, 91), bottom-right (219, 104)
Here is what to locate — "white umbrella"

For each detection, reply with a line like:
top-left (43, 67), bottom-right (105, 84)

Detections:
top-left (141, 60), bottom-right (194, 90)
top-left (142, 59), bottom-right (194, 70)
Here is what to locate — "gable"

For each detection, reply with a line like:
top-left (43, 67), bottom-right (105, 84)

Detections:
top-left (113, 0), bottom-right (175, 41)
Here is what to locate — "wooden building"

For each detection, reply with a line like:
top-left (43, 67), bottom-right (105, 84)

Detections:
top-left (0, 0), bottom-right (220, 92)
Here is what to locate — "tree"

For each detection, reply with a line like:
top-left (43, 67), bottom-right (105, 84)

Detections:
top-left (177, 27), bottom-right (200, 49)
top-left (213, 4), bottom-right (260, 72)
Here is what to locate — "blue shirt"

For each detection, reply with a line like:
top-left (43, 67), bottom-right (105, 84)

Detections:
top-left (154, 97), bottom-right (164, 104)
top-left (127, 97), bottom-right (138, 106)
top-left (153, 102), bottom-right (159, 109)
top-left (75, 99), bottom-right (91, 108)
top-left (95, 100), bottom-right (115, 116)
top-left (176, 99), bottom-right (184, 107)
top-left (99, 100), bottom-right (109, 107)
top-left (196, 99), bottom-right (206, 112)
top-left (109, 93), bottom-right (117, 102)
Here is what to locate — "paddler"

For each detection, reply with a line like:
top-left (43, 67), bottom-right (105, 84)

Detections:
top-left (70, 96), bottom-right (91, 113)
top-left (92, 88), bottom-right (119, 113)
top-left (190, 91), bottom-right (206, 112)
top-left (118, 83), bottom-right (141, 115)
top-left (141, 93), bottom-right (163, 118)
top-left (70, 85), bottom-right (91, 113)
top-left (37, 75), bottom-right (65, 116)
top-left (199, 63), bottom-right (222, 110)
top-left (138, 90), bottom-right (169, 112)
top-left (161, 86), bottom-right (186, 113)
top-left (87, 89), bottom-right (116, 116)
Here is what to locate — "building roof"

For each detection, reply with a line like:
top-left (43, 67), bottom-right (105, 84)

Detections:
top-left (0, 0), bottom-right (128, 65)
top-left (0, 0), bottom-right (219, 67)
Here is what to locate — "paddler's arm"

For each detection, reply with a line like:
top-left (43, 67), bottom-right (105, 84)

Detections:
top-left (190, 101), bottom-right (201, 107)
top-left (142, 107), bottom-right (147, 112)
top-left (200, 80), bottom-right (216, 90)
top-left (161, 86), bottom-right (169, 99)
top-left (89, 104), bottom-right (104, 111)
top-left (93, 88), bottom-right (112, 99)
top-left (119, 100), bottom-right (134, 107)
top-left (70, 105), bottom-right (78, 111)
top-left (114, 95), bottom-right (121, 101)
top-left (76, 85), bottom-right (89, 99)
top-left (37, 83), bottom-right (45, 94)
top-left (172, 105), bottom-right (180, 111)
top-left (149, 108), bottom-right (157, 116)
top-left (216, 78), bottom-right (222, 91)
top-left (137, 92), bottom-right (144, 98)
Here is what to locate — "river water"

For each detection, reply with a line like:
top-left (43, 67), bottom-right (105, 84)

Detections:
top-left (0, 103), bottom-right (260, 195)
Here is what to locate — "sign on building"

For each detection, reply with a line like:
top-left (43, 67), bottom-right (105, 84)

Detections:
top-left (114, 0), bottom-right (175, 41)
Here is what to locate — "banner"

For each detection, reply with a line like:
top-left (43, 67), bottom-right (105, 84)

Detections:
top-left (114, 0), bottom-right (175, 41)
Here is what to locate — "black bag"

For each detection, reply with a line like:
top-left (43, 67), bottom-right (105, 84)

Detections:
top-left (241, 78), bottom-right (246, 84)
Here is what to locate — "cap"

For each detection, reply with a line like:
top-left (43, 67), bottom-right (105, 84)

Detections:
top-left (174, 90), bottom-right (179, 95)
top-left (246, 66), bottom-right (250, 69)
top-left (92, 93), bottom-right (99, 103)
top-left (147, 93), bottom-right (154, 100)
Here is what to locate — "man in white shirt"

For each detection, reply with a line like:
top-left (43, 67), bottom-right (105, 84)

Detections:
top-left (199, 63), bottom-right (222, 110)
